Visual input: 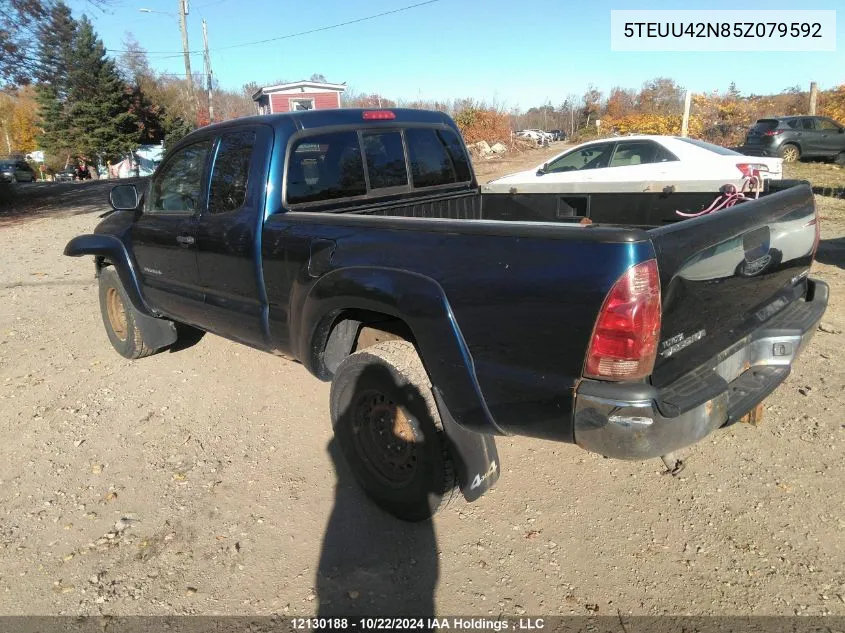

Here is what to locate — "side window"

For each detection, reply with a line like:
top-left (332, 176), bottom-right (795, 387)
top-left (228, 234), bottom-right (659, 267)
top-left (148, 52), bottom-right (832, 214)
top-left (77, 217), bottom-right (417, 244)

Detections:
top-left (608, 141), bottom-right (665, 167)
top-left (149, 140), bottom-right (212, 214)
top-left (545, 143), bottom-right (614, 173)
top-left (817, 118), bottom-right (841, 131)
top-left (438, 129), bottom-right (472, 182)
top-left (801, 118), bottom-right (815, 131)
top-left (286, 131), bottom-right (366, 205)
top-left (208, 131), bottom-right (256, 214)
top-left (786, 119), bottom-right (801, 129)
top-left (406, 128), bottom-right (459, 188)
top-left (362, 131), bottom-right (408, 189)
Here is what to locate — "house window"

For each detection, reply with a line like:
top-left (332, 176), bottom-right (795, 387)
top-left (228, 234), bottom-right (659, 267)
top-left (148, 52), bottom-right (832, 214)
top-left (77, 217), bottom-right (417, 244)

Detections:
top-left (290, 98), bottom-right (315, 111)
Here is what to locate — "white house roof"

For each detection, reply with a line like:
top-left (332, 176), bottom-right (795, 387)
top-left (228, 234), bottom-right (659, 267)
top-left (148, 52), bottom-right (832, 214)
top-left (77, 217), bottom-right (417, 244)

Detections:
top-left (251, 80), bottom-right (347, 101)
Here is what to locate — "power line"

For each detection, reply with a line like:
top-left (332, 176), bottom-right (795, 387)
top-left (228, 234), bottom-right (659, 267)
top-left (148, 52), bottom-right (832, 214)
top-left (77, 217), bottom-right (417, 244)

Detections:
top-left (106, 0), bottom-right (440, 56)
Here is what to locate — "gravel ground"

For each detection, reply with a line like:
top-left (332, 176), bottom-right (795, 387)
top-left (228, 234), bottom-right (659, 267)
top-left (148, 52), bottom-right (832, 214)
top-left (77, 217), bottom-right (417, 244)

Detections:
top-left (0, 159), bottom-right (843, 617)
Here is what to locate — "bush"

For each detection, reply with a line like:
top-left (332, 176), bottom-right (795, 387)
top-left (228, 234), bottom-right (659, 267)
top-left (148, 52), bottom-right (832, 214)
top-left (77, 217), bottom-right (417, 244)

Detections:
top-left (454, 108), bottom-right (511, 145)
top-left (603, 113), bottom-right (704, 138)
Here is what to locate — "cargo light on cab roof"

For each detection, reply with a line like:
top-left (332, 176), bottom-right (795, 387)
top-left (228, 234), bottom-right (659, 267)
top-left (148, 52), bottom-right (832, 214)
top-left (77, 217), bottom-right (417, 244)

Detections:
top-left (362, 110), bottom-right (396, 120)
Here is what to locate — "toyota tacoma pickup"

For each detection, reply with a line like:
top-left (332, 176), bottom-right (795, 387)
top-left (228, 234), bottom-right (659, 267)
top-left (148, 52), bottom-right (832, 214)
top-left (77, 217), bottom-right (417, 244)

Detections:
top-left (64, 108), bottom-right (828, 521)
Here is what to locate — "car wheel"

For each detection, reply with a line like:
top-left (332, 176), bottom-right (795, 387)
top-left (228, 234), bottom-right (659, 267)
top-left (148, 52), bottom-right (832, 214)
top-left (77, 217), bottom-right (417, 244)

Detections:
top-left (835, 152), bottom-right (845, 166)
top-left (9, 174), bottom-right (17, 183)
top-left (329, 340), bottom-right (459, 522)
top-left (779, 144), bottom-right (800, 163)
top-left (98, 267), bottom-right (157, 359)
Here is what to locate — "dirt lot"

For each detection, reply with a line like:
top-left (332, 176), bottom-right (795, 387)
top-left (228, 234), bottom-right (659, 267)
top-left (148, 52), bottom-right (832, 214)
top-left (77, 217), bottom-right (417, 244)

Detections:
top-left (0, 151), bottom-right (843, 617)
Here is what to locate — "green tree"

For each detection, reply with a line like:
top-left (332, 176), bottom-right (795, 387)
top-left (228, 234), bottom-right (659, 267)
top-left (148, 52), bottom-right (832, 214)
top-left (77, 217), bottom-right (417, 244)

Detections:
top-left (162, 115), bottom-right (195, 152)
top-left (34, 2), bottom-right (77, 160)
top-left (64, 16), bottom-right (137, 160)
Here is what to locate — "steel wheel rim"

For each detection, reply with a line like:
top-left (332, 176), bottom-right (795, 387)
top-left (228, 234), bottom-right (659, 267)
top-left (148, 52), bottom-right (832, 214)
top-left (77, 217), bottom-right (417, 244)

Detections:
top-left (782, 146), bottom-right (799, 162)
top-left (351, 389), bottom-right (419, 487)
top-left (106, 287), bottom-right (128, 342)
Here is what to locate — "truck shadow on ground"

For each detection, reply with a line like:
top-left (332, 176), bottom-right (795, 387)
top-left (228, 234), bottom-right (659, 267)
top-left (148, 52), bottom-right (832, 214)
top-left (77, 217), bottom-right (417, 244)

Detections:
top-left (315, 364), bottom-right (440, 620)
top-left (817, 237), bottom-right (845, 269)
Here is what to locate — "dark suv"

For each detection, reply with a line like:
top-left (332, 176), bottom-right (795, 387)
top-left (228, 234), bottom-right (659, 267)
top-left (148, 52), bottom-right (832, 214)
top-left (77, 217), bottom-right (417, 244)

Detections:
top-left (740, 116), bottom-right (845, 164)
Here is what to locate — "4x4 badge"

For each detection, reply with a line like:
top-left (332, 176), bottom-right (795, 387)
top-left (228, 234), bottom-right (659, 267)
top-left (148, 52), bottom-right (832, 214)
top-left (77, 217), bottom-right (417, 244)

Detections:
top-left (470, 461), bottom-right (498, 491)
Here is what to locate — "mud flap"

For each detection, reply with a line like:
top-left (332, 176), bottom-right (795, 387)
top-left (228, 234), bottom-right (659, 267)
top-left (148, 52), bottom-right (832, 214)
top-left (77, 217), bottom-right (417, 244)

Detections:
top-left (433, 389), bottom-right (500, 502)
top-left (133, 311), bottom-right (178, 351)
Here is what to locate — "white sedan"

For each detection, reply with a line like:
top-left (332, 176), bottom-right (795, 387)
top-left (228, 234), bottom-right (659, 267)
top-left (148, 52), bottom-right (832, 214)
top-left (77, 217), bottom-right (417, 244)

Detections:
top-left (486, 135), bottom-right (783, 191)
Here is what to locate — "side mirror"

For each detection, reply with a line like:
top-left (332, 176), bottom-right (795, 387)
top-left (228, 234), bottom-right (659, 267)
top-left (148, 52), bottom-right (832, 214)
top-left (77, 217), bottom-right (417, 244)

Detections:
top-left (109, 184), bottom-right (140, 211)
top-left (536, 163), bottom-right (548, 176)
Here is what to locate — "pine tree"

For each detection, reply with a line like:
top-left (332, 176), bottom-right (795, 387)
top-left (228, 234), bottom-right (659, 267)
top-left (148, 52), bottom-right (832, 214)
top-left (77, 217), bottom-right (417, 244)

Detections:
top-left (34, 2), bottom-right (77, 161)
top-left (65, 16), bottom-right (138, 162)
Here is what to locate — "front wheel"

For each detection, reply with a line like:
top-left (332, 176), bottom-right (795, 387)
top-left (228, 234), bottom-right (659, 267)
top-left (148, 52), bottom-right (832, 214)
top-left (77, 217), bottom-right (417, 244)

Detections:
top-left (329, 340), bottom-right (458, 522)
top-left (98, 267), bottom-right (156, 359)
top-left (779, 144), bottom-right (800, 163)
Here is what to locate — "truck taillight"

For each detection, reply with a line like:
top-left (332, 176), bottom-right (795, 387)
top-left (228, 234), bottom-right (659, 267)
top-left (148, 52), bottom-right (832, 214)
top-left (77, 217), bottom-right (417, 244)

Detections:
top-left (585, 259), bottom-right (661, 381)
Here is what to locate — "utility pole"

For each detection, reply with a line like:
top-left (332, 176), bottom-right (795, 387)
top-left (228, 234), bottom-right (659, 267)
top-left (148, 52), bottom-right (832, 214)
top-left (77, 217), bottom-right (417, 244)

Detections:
top-left (178, 0), bottom-right (193, 95)
top-left (202, 19), bottom-right (214, 123)
top-left (809, 82), bottom-right (818, 115)
top-left (681, 90), bottom-right (692, 138)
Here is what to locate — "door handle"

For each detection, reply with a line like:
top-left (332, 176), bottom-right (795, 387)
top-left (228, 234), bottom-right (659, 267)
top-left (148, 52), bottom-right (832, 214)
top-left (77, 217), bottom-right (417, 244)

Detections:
top-left (176, 235), bottom-right (195, 247)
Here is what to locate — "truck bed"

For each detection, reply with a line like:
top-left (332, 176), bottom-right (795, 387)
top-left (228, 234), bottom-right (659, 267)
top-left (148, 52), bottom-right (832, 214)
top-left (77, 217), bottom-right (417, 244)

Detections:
top-left (341, 179), bottom-right (804, 227)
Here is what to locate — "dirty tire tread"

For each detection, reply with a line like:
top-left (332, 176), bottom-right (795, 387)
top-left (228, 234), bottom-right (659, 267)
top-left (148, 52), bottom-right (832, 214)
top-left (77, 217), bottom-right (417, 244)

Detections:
top-left (98, 267), bottom-right (156, 360)
top-left (330, 340), bottom-right (459, 521)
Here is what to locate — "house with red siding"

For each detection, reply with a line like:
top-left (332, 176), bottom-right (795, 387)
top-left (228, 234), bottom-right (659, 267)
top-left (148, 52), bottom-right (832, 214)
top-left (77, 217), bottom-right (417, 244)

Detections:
top-left (252, 80), bottom-right (346, 114)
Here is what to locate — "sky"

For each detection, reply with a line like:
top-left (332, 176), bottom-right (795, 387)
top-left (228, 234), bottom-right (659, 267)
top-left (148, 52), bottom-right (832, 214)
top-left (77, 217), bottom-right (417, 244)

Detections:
top-left (68, 0), bottom-right (844, 110)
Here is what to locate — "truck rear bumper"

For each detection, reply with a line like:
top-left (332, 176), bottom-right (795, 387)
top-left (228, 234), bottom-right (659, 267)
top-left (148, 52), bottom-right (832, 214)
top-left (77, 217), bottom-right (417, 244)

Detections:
top-left (573, 279), bottom-right (828, 460)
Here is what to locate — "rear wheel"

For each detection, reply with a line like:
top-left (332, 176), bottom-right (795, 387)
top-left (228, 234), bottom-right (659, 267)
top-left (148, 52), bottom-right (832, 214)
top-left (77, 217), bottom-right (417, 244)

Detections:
top-left (329, 340), bottom-right (458, 522)
top-left (98, 267), bottom-right (156, 359)
top-left (779, 144), bottom-right (800, 163)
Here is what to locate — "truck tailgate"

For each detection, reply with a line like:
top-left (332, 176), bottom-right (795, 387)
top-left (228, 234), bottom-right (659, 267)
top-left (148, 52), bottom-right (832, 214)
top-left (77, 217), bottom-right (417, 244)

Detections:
top-left (648, 183), bottom-right (818, 388)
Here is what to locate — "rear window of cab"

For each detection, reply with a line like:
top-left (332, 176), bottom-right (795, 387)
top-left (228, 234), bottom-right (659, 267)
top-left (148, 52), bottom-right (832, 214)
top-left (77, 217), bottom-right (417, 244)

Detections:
top-left (285, 126), bottom-right (472, 207)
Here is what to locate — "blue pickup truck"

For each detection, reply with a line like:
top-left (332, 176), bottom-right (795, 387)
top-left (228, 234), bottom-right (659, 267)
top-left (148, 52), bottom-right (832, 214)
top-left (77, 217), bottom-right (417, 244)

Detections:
top-left (65, 108), bottom-right (828, 521)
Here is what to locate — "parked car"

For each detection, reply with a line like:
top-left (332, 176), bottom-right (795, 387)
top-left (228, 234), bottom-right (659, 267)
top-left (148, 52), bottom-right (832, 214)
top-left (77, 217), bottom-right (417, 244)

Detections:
top-left (0, 159), bottom-right (36, 183)
top-left (487, 135), bottom-right (783, 191)
top-left (739, 115), bottom-right (845, 163)
top-left (515, 129), bottom-right (548, 146)
top-left (528, 129), bottom-right (555, 144)
top-left (54, 167), bottom-right (77, 183)
top-left (64, 108), bottom-right (826, 522)
top-left (549, 129), bottom-right (566, 141)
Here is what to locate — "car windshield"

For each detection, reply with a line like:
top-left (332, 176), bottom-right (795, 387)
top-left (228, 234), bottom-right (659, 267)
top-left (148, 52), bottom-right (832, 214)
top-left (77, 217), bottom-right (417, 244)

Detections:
top-left (0, 160), bottom-right (15, 168)
top-left (673, 137), bottom-right (741, 156)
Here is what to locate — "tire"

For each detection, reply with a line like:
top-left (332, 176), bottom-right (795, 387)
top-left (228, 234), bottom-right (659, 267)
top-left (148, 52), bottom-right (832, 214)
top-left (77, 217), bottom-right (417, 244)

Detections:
top-left (329, 340), bottom-right (458, 522)
top-left (835, 152), bottom-right (845, 166)
top-left (98, 267), bottom-right (156, 359)
top-left (779, 144), bottom-right (800, 163)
